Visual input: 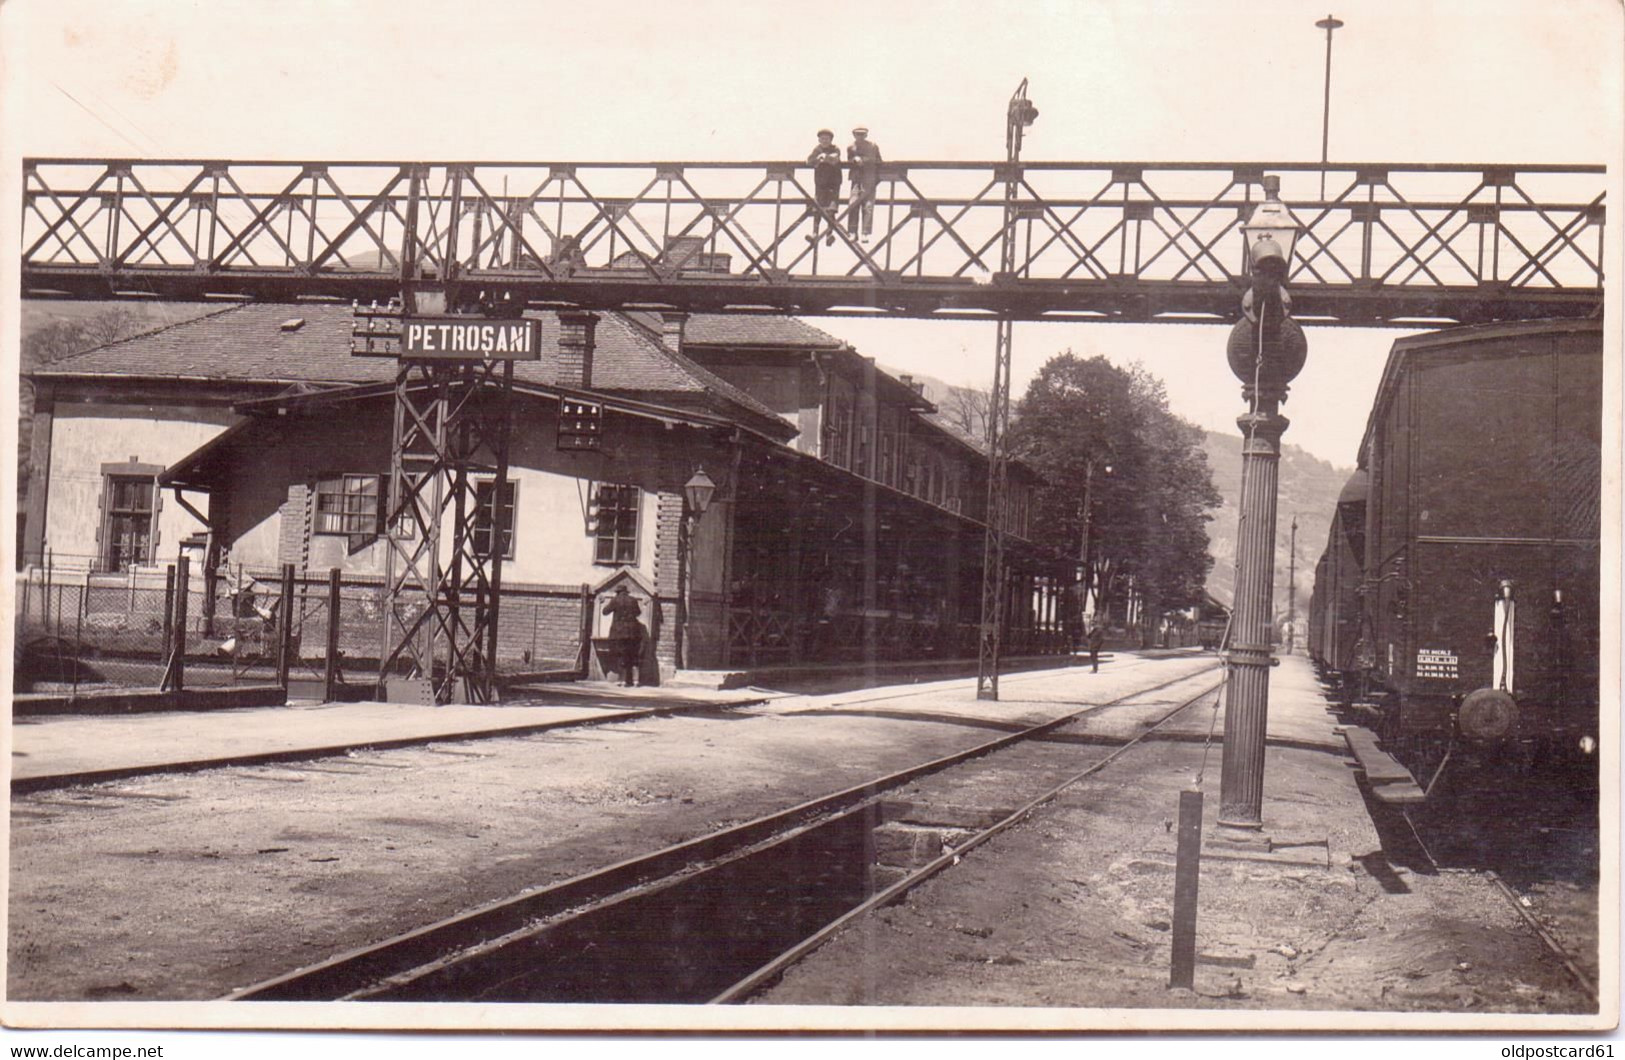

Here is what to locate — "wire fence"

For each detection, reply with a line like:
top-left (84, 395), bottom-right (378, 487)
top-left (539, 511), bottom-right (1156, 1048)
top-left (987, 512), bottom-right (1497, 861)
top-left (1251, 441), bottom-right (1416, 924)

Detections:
top-left (13, 560), bottom-right (586, 697)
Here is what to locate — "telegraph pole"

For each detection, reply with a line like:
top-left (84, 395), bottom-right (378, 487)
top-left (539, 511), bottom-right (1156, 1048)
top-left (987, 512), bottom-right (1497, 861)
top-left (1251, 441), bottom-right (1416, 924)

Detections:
top-left (977, 79), bottom-right (1038, 701)
top-left (1315, 14), bottom-right (1345, 201)
top-left (1286, 514), bottom-right (1298, 655)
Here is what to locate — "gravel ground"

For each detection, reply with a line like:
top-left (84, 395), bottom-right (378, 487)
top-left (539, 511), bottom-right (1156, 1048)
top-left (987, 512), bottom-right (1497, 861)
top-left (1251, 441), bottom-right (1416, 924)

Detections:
top-left (7, 656), bottom-right (1213, 1001)
top-left (751, 735), bottom-right (1597, 1017)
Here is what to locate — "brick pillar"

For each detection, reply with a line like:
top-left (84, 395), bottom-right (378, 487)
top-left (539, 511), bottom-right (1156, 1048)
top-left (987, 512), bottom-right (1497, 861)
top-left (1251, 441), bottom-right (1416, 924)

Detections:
top-left (276, 483), bottom-right (310, 569)
top-left (653, 490), bottom-right (684, 674)
top-left (557, 311), bottom-right (599, 388)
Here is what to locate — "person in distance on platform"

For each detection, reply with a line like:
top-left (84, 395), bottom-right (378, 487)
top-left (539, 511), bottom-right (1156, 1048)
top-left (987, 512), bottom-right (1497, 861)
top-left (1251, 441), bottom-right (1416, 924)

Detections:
top-left (806, 128), bottom-right (842, 246)
top-left (603, 585), bottom-right (643, 687)
top-left (846, 126), bottom-right (882, 242)
top-left (1087, 621), bottom-right (1105, 674)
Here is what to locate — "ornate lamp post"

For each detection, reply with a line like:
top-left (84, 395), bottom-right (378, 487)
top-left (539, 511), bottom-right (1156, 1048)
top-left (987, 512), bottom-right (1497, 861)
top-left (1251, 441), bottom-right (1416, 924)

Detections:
top-left (680, 467), bottom-right (717, 671)
top-left (1218, 175), bottom-right (1307, 831)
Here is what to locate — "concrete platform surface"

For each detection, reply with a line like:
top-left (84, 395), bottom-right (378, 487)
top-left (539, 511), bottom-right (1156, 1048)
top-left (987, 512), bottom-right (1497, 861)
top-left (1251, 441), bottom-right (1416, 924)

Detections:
top-left (8, 682), bottom-right (778, 788)
top-left (7, 653), bottom-right (1145, 791)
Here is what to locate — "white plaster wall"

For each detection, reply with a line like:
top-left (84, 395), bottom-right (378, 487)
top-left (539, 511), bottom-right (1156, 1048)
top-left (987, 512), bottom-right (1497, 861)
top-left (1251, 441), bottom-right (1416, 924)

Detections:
top-left (488, 466), bottom-right (654, 587)
top-left (43, 404), bottom-right (235, 570)
top-left (224, 505), bottom-right (291, 571)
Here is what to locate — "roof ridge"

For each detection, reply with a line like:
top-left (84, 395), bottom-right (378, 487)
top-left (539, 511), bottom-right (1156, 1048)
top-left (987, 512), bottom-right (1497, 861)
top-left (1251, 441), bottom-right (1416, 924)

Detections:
top-left (605, 312), bottom-right (787, 428)
top-left (43, 303), bottom-right (247, 366)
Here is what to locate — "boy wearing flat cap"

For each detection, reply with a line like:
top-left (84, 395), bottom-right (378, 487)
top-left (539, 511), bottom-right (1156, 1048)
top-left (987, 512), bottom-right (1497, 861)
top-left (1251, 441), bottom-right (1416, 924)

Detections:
top-left (806, 128), bottom-right (842, 245)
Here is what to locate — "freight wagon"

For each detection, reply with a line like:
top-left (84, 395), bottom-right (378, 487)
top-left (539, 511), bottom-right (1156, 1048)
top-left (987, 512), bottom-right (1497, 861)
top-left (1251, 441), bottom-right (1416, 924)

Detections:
top-left (1316, 318), bottom-right (1602, 773)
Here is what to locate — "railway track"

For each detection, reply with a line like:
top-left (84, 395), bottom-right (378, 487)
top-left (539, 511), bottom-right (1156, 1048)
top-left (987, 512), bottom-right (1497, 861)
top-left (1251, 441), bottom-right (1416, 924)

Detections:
top-left (1392, 782), bottom-right (1601, 1004)
top-left (1319, 673), bottom-right (1601, 1004)
top-left (228, 665), bottom-right (1223, 1003)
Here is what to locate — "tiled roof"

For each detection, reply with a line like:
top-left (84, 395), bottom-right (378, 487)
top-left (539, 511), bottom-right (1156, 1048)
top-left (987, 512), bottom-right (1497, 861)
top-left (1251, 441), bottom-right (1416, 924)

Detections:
top-left (37, 303), bottom-right (790, 438)
top-left (678, 314), bottom-right (846, 348)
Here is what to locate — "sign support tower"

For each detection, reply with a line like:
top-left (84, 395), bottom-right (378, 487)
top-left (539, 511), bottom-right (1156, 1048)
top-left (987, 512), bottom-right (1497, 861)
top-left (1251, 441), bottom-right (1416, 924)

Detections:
top-left (352, 165), bottom-right (526, 705)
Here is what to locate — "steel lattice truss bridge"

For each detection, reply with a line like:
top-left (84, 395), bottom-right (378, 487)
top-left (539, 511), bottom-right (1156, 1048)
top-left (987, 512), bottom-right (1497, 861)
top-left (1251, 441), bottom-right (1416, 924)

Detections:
top-left (18, 156), bottom-right (1607, 703)
top-left (21, 158), bottom-right (1605, 325)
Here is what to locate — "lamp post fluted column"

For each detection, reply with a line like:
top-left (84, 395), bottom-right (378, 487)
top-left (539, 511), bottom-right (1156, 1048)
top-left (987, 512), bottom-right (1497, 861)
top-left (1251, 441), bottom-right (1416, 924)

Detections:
top-left (1218, 174), bottom-right (1307, 831)
top-left (1219, 407), bottom-right (1290, 828)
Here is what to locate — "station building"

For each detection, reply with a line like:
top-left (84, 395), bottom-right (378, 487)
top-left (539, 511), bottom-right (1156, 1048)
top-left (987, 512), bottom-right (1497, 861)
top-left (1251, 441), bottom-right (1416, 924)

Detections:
top-left (23, 303), bottom-right (1071, 680)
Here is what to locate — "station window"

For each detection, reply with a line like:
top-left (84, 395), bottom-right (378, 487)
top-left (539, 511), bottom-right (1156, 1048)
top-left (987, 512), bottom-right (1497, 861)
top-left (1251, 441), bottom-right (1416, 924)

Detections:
top-left (102, 474), bottom-right (156, 571)
top-left (592, 483), bottom-right (641, 565)
top-left (474, 479), bottom-right (518, 559)
top-left (824, 400), bottom-right (852, 470)
top-left (314, 474), bottom-right (384, 548)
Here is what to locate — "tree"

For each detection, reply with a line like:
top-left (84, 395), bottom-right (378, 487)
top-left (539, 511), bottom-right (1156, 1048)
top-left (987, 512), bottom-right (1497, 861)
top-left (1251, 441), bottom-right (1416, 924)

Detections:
top-left (18, 308), bottom-right (141, 507)
top-left (940, 384), bottom-right (991, 443)
top-left (1012, 353), bottom-right (1221, 642)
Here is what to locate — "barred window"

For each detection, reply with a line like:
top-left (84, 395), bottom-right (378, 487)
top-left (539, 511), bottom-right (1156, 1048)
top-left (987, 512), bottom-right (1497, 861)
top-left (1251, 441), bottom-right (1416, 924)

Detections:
top-left (315, 474), bottom-right (383, 541)
top-left (592, 483), bottom-right (641, 565)
top-left (474, 479), bottom-right (518, 559)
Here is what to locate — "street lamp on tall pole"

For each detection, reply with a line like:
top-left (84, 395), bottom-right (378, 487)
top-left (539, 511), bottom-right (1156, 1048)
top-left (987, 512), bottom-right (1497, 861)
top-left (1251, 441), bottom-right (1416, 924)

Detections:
top-left (1316, 14), bottom-right (1345, 201)
top-left (1219, 175), bottom-right (1307, 832)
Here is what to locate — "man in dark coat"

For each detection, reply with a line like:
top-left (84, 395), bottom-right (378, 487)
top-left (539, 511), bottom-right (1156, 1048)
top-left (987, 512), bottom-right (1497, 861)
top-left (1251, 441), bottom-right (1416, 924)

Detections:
top-left (603, 585), bottom-right (643, 687)
top-left (805, 128), bottom-right (842, 245)
top-left (1087, 623), bottom-right (1105, 674)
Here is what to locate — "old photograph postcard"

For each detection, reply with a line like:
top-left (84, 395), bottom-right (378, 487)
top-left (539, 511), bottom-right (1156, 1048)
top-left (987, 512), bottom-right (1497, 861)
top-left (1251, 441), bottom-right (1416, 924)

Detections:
top-left (1, 0), bottom-right (1620, 1047)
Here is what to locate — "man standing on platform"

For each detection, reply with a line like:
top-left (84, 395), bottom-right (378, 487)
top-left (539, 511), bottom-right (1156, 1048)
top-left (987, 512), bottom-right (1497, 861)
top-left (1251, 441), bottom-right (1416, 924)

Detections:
top-left (603, 585), bottom-right (643, 687)
top-left (1088, 621), bottom-right (1105, 674)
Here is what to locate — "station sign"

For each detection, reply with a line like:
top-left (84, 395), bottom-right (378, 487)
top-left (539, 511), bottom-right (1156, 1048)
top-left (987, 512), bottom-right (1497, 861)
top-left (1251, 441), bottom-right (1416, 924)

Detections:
top-left (400, 316), bottom-right (540, 361)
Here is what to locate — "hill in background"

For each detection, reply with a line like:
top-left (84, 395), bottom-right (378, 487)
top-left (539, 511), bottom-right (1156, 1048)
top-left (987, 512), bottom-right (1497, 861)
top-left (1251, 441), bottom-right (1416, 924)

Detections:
top-left (1201, 429), bottom-right (1354, 630)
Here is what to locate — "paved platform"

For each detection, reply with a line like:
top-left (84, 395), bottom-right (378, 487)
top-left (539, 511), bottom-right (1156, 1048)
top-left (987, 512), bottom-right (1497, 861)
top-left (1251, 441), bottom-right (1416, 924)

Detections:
top-left (6, 654), bottom-right (1096, 792)
top-left (8, 682), bottom-right (779, 790)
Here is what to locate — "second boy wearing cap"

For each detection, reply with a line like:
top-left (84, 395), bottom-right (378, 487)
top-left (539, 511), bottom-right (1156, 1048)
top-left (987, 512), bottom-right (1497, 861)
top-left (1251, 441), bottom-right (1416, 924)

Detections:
top-left (847, 127), bottom-right (881, 241)
top-left (806, 128), bottom-right (841, 245)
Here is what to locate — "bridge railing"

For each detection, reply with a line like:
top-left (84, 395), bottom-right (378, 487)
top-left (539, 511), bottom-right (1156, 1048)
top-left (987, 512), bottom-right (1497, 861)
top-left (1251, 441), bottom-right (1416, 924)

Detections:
top-left (21, 159), bottom-right (1604, 323)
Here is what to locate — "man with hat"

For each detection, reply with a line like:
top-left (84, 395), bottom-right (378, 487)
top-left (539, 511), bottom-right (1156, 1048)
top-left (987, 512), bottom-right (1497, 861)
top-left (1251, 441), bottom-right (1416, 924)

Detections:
top-left (602, 584), bottom-right (644, 687)
top-left (805, 128), bottom-right (842, 245)
top-left (846, 126), bottom-right (882, 242)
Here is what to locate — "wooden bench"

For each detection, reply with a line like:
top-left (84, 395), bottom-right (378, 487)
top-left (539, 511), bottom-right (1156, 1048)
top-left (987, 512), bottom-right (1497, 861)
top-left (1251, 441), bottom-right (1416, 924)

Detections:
top-left (1342, 725), bottom-right (1428, 805)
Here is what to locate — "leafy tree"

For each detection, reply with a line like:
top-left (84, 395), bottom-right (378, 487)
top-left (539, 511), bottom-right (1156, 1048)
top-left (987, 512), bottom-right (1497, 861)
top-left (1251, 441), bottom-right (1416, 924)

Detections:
top-left (1012, 352), bottom-right (1221, 643)
top-left (18, 308), bottom-right (140, 505)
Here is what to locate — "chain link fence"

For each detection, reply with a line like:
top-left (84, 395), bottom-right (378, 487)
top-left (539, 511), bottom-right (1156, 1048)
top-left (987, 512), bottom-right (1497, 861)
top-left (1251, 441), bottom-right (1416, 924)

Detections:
top-left (14, 559), bottom-right (586, 698)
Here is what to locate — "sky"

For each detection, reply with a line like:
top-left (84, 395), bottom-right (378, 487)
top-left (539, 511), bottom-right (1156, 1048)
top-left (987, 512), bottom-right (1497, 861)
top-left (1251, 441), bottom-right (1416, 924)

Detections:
top-left (2, 0), bottom-right (1620, 468)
